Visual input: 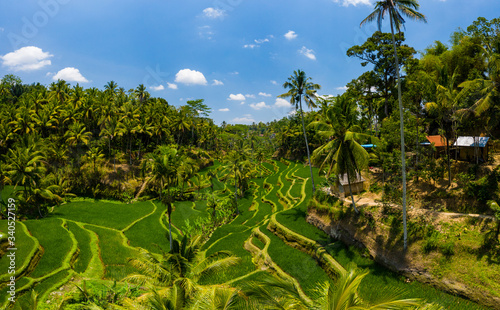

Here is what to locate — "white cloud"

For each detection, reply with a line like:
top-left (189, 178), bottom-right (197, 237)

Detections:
top-left (259, 92), bottom-right (272, 97)
top-left (219, 108), bottom-right (230, 112)
top-left (284, 30), bottom-right (298, 40)
top-left (336, 86), bottom-right (348, 91)
top-left (167, 83), bottom-right (178, 90)
top-left (243, 44), bottom-right (258, 49)
top-left (255, 38), bottom-right (270, 44)
top-left (271, 80), bottom-right (278, 85)
top-left (230, 71), bottom-right (239, 75)
top-left (151, 85), bottom-right (165, 91)
top-left (246, 94), bottom-right (256, 99)
top-left (53, 67), bottom-right (88, 83)
top-left (175, 69), bottom-right (207, 85)
top-left (212, 79), bottom-right (224, 86)
top-left (228, 93), bottom-right (246, 101)
top-left (333, 0), bottom-right (372, 7)
top-left (203, 7), bottom-right (225, 19)
top-left (299, 46), bottom-right (316, 60)
top-left (199, 25), bottom-right (214, 40)
top-left (232, 115), bottom-right (255, 124)
top-left (1, 46), bottom-right (52, 71)
top-left (275, 98), bottom-right (292, 108)
top-left (250, 102), bottom-right (270, 110)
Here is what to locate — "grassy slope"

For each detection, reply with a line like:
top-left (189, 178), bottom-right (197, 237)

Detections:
top-left (0, 160), bottom-right (492, 309)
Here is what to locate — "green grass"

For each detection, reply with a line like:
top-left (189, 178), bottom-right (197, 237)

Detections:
top-left (171, 201), bottom-right (208, 231)
top-left (203, 228), bottom-right (256, 284)
top-left (84, 225), bottom-right (138, 280)
top-left (124, 201), bottom-right (169, 253)
top-left (24, 218), bottom-right (73, 278)
top-left (325, 242), bottom-right (489, 310)
top-left (66, 221), bottom-right (92, 274)
top-left (13, 269), bottom-right (72, 310)
top-left (0, 221), bottom-right (38, 282)
top-left (53, 200), bottom-right (154, 230)
top-left (275, 208), bottom-right (329, 244)
top-left (261, 224), bottom-right (330, 295)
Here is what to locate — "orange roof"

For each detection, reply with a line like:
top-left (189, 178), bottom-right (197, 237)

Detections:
top-left (426, 135), bottom-right (447, 147)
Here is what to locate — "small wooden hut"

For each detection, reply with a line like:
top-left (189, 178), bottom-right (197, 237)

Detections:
top-left (335, 172), bottom-right (365, 198)
top-left (453, 136), bottom-right (490, 163)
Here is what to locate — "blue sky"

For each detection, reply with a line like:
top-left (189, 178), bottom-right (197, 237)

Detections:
top-left (1, 0), bottom-right (499, 125)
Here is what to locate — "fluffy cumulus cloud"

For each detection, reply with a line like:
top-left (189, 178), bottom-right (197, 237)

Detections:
top-left (175, 69), bottom-right (207, 85)
top-left (249, 102), bottom-right (270, 110)
top-left (150, 85), bottom-right (165, 91)
top-left (53, 67), bottom-right (88, 83)
top-left (219, 108), bottom-right (230, 112)
top-left (336, 86), bottom-right (348, 91)
top-left (1, 46), bottom-right (52, 71)
top-left (333, 0), bottom-right (371, 7)
top-left (212, 79), bottom-right (224, 86)
top-left (232, 114), bottom-right (255, 124)
top-left (203, 7), bottom-right (225, 19)
top-left (299, 46), bottom-right (316, 60)
top-left (284, 30), bottom-right (297, 40)
top-left (167, 83), bottom-right (178, 89)
top-left (275, 98), bottom-right (292, 108)
top-left (259, 92), bottom-right (272, 97)
top-left (228, 93), bottom-right (246, 101)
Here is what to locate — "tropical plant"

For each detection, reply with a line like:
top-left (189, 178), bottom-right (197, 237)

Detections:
top-left (311, 95), bottom-right (371, 213)
top-left (279, 69), bottom-right (321, 193)
top-left (361, 0), bottom-right (427, 250)
top-left (124, 235), bottom-right (240, 308)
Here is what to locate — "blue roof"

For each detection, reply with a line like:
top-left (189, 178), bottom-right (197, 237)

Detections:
top-left (453, 136), bottom-right (490, 148)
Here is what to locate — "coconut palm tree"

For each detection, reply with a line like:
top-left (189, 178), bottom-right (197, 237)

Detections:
top-left (361, 0), bottom-right (427, 251)
top-left (242, 266), bottom-right (424, 309)
top-left (124, 234), bottom-right (240, 308)
top-left (279, 69), bottom-right (321, 193)
top-left (310, 95), bottom-right (371, 213)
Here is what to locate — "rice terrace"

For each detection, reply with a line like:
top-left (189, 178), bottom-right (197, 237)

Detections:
top-left (1, 0), bottom-right (500, 309)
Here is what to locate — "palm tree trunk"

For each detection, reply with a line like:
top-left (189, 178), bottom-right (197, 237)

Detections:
top-left (446, 137), bottom-right (451, 187)
top-left (299, 97), bottom-right (316, 193)
top-left (347, 174), bottom-right (359, 213)
top-left (390, 16), bottom-right (408, 251)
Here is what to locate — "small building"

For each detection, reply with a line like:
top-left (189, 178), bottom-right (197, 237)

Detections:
top-left (335, 172), bottom-right (365, 198)
top-left (453, 136), bottom-right (490, 162)
top-left (425, 135), bottom-right (450, 158)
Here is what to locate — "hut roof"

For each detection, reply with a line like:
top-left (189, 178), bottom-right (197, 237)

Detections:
top-left (338, 173), bottom-right (365, 186)
top-left (453, 136), bottom-right (490, 148)
top-left (426, 135), bottom-right (447, 147)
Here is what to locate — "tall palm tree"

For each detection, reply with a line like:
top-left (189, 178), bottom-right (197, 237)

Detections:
top-left (279, 69), bottom-right (321, 193)
top-left (361, 0), bottom-right (427, 251)
top-left (310, 95), bottom-right (371, 213)
top-left (146, 145), bottom-right (182, 250)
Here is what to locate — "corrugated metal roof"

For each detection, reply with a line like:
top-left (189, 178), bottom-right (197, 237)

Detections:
top-left (338, 172), bottom-right (365, 186)
top-left (453, 136), bottom-right (490, 147)
top-left (426, 135), bottom-right (447, 147)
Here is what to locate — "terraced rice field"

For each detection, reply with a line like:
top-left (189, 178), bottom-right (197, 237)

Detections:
top-left (0, 160), bottom-right (490, 309)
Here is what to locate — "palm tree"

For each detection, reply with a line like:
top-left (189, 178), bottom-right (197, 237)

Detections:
top-left (424, 65), bottom-right (459, 187)
top-left (279, 69), bottom-right (321, 193)
top-left (242, 267), bottom-right (424, 309)
top-left (146, 146), bottom-right (182, 250)
top-left (124, 235), bottom-right (240, 308)
top-left (313, 267), bottom-right (422, 309)
top-left (310, 95), bottom-right (371, 213)
top-left (361, 0), bottom-right (427, 251)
